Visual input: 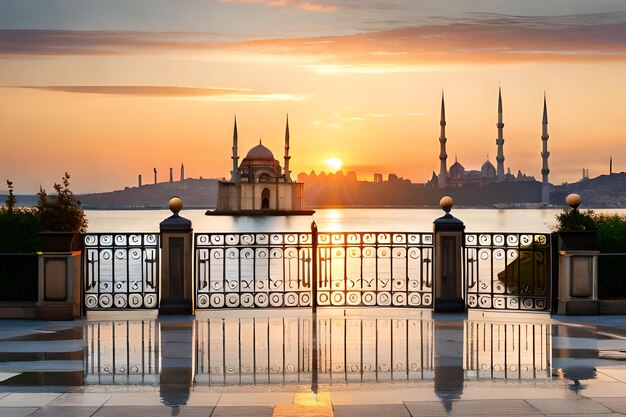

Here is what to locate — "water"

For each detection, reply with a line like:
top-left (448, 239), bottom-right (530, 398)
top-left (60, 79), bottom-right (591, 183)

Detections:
top-left (85, 208), bottom-right (626, 233)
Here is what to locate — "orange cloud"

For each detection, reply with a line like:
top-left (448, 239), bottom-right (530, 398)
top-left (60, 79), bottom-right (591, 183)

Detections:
top-left (231, 18), bottom-right (626, 70)
top-left (18, 86), bottom-right (307, 101)
top-left (217, 0), bottom-right (337, 12)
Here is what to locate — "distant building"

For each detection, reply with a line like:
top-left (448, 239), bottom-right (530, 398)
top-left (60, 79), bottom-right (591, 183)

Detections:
top-left (215, 116), bottom-right (308, 213)
top-left (428, 88), bottom-right (540, 189)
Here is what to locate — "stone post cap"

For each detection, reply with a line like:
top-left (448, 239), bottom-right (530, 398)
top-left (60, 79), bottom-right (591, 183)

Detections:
top-left (439, 196), bottom-right (453, 213)
top-left (434, 195), bottom-right (464, 231)
top-left (160, 196), bottom-right (192, 232)
top-left (566, 193), bottom-right (582, 210)
top-left (169, 196), bottom-right (184, 214)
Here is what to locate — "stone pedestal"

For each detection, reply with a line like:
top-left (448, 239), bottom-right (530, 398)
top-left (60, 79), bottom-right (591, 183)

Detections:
top-left (557, 249), bottom-right (599, 315)
top-left (159, 197), bottom-right (194, 315)
top-left (36, 251), bottom-right (81, 320)
top-left (433, 197), bottom-right (466, 313)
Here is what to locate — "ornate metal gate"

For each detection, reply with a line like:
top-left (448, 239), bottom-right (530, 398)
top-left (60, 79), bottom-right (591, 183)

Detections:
top-left (464, 233), bottom-right (551, 312)
top-left (194, 230), bottom-right (434, 309)
top-left (83, 233), bottom-right (159, 310)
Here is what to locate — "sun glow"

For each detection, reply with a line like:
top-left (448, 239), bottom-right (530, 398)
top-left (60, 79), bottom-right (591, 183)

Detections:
top-left (326, 157), bottom-right (343, 171)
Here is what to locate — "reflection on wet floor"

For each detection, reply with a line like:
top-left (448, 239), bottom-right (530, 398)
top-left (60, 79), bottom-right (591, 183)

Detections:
top-left (0, 310), bottom-right (624, 394)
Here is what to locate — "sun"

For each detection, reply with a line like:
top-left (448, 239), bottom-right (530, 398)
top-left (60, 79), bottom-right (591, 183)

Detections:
top-left (326, 157), bottom-right (343, 171)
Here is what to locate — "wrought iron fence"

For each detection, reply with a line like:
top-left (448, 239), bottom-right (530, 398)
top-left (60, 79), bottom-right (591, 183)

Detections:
top-left (83, 233), bottom-right (159, 310)
top-left (194, 231), bottom-right (434, 309)
top-left (195, 233), bottom-right (313, 308)
top-left (316, 232), bottom-right (433, 307)
top-left (464, 233), bottom-right (551, 311)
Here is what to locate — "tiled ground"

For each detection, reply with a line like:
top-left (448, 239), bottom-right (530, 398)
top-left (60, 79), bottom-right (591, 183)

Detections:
top-left (0, 313), bottom-right (625, 416)
top-left (0, 391), bottom-right (625, 416)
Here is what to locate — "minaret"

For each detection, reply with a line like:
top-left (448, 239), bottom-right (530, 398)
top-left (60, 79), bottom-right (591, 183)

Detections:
top-left (284, 114), bottom-right (292, 182)
top-left (496, 86), bottom-right (505, 182)
top-left (180, 163), bottom-right (185, 182)
top-left (610, 156), bottom-right (613, 175)
top-left (138, 174), bottom-right (142, 187)
top-left (153, 168), bottom-right (157, 185)
top-left (169, 167), bottom-right (173, 183)
top-left (438, 91), bottom-right (448, 189)
top-left (541, 93), bottom-right (551, 205)
top-left (230, 116), bottom-right (239, 182)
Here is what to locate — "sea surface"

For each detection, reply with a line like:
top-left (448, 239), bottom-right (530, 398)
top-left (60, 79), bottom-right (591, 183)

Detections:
top-left (85, 208), bottom-right (626, 234)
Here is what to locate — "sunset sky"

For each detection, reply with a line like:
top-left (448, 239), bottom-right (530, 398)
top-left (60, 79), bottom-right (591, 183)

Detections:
top-left (1, 0), bottom-right (625, 193)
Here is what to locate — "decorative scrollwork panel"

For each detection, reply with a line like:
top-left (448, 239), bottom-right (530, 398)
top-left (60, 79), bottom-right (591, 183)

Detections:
top-left (195, 231), bottom-right (434, 309)
top-left (83, 233), bottom-right (159, 310)
top-left (464, 233), bottom-right (551, 312)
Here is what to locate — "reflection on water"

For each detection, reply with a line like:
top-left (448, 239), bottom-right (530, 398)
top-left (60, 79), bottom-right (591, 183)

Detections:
top-left (464, 320), bottom-right (551, 380)
top-left (195, 316), bottom-right (435, 385)
top-left (85, 320), bottom-right (160, 385)
top-left (82, 313), bottom-right (552, 389)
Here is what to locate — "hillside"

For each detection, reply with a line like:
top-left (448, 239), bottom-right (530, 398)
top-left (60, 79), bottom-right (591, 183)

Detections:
top-left (79, 178), bottom-right (218, 209)
top-left (552, 173), bottom-right (626, 208)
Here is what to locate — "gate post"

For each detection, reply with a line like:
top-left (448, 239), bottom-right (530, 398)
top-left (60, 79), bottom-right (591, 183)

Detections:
top-left (433, 196), bottom-right (466, 312)
top-left (159, 197), bottom-right (194, 315)
top-left (310, 221), bottom-right (319, 394)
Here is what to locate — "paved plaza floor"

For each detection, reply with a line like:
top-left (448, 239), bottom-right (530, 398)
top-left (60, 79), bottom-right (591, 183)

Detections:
top-left (0, 310), bottom-right (624, 416)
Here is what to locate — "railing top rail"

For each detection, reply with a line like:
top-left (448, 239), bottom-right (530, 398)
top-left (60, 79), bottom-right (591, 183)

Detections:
top-left (83, 233), bottom-right (159, 247)
top-left (465, 232), bottom-right (550, 248)
top-left (194, 231), bottom-right (434, 246)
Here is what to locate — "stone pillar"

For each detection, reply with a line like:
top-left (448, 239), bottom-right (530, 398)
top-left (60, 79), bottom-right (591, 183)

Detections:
top-left (159, 197), bottom-right (194, 315)
top-left (36, 250), bottom-right (82, 320)
top-left (433, 196), bottom-right (465, 312)
top-left (556, 194), bottom-right (599, 315)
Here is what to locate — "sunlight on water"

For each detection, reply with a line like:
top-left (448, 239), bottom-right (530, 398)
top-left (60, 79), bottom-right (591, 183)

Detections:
top-left (86, 208), bottom-right (626, 234)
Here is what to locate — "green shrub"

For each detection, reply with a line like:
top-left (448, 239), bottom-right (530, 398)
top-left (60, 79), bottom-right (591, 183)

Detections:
top-left (0, 180), bottom-right (40, 301)
top-left (0, 255), bottom-right (38, 301)
top-left (36, 173), bottom-right (88, 233)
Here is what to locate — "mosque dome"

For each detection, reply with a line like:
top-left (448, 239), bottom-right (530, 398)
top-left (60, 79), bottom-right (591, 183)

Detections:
top-left (481, 159), bottom-right (496, 178)
top-left (449, 161), bottom-right (465, 178)
top-left (245, 142), bottom-right (275, 160)
top-left (239, 140), bottom-right (281, 182)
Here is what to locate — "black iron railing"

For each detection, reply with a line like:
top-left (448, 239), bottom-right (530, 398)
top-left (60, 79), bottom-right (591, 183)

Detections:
top-left (464, 233), bottom-right (551, 311)
top-left (83, 233), bottom-right (159, 310)
top-left (316, 232), bottom-right (433, 307)
top-left (194, 231), bottom-right (434, 309)
top-left (195, 233), bottom-right (313, 308)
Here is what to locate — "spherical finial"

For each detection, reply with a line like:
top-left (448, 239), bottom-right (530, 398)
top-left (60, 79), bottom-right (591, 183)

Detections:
top-left (566, 193), bottom-right (582, 210)
top-left (169, 196), bottom-right (183, 214)
top-left (440, 196), bottom-right (454, 213)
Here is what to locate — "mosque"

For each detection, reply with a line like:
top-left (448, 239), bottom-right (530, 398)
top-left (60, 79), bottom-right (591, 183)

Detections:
top-left (212, 116), bottom-right (312, 214)
top-left (427, 88), bottom-right (551, 205)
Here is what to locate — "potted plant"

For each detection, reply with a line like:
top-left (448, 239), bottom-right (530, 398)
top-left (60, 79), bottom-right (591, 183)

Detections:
top-left (37, 173), bottom-right (88, 252)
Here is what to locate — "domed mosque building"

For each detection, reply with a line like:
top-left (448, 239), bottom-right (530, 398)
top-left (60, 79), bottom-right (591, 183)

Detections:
top-left (213, 116), bottom-right (312, 215)
top-left (429, 88), bottom-right (539, 190)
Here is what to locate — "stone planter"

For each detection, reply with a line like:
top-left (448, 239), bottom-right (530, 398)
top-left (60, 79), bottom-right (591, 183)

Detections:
top-left (556, 231), bottom-right (599, 315)
top-left (36, 232), bottom-right (82, 320)
top-left (39, 231), bottom-right (82, 252)
top-left (557, 231), bottom-right (597, 251)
